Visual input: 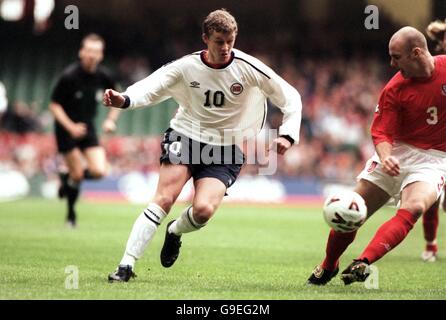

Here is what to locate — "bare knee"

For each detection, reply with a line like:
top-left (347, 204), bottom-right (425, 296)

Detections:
top-left (153, 194), bottom-right (176, 213)
top-left (192, 202), bottom-right (216, 224)
top-left (88, 167), bottom-right (107, 179)
top-left (401, 200), bottom-right (426, 219)
top-left (69, 170), bottom-right (84, 183)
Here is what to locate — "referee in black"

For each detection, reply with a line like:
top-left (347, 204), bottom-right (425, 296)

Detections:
top-left (49, 33), bottom-right (120, 227)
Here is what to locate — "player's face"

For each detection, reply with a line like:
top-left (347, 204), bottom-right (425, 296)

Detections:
top-left (389, 41), bottom-right (416, 78)
top-left (203, 31), bottom-right (236, 64)
top-left (79, 40), bottom-right (104, 73)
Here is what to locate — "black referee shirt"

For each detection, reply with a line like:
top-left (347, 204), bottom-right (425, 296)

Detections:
top-left (51, 62), bottom-right (116, 124)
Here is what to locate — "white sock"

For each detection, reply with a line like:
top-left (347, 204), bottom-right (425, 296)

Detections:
top-left (169, 206), bottom-right (207, 236)
top-left (119, 203), bottom-right (167, 268)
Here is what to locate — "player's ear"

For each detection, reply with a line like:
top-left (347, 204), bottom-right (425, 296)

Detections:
top-left (412, 47), bottom-right (421, 58)
top-left (202, 33), bottom-right (208, 44)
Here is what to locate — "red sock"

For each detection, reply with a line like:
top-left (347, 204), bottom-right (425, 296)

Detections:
top-left (359, 209), bottom-right (418, 264)
top-left (321, 229), bottom-right (357, 271)
top-left (422, 202), bottom-right (439, 243)
top-left (426, 243), bottom-right (438, 253)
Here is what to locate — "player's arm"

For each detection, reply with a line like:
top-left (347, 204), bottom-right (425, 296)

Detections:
top-left (371, 87), bottom-right (400, 176)
top-left (375, 141), bottom-right (400, 176)
top-left (259, 69), bottom-right (302, 155)
top-left (49, 102), bottom-right (86, 139)
top-left (103, 63), bottom-right (180, 110)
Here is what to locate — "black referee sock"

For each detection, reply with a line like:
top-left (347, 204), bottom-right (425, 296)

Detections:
top-left (66, 182), bottom-right (80, 223)
top-left (67, 208), bottom-right (76, 223)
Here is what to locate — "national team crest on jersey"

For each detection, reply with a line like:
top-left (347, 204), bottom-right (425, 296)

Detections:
top-left (230, 83), bottom-right (243, 95)
top-left (442, 84), bottom-right (446, 95)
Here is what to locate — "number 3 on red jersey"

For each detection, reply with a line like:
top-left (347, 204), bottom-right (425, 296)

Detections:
top-left (426, 106), bottom-right (438, 125)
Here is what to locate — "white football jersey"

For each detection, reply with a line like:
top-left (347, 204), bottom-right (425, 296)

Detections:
top-left (124, 48), bottom-right (302, 145)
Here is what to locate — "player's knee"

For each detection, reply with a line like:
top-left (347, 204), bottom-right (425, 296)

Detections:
top-left (401, 200), bottom-right (426, 218)
top-left (70, 170), bottom-right (84, 182)
top-left (153, 194), bottom-right (175, 213)
top-left (192, 202), bottom-right (216, 224)
top-left (89, 167), bottom-right (107, 179)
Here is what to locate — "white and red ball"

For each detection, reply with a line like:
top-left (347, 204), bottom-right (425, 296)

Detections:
top-left (323, 191), bottom-right (367, 233)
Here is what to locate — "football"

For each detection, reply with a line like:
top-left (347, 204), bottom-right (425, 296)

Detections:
top-left (323, 191), bottom-right (367, 232)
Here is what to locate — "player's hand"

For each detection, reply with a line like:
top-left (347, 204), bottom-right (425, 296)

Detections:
top-left (69, 122), bottom-right (87, 139)
top-left (382, 155), bottom-right (400, 176)
top-left (103, 89), bottom-right (125, 108)
top-left (102, 118), bottom-right (116, 134)
top-left (268, 137), bottom-right (292, 155)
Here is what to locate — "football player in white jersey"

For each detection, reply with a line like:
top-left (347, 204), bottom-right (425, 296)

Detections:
top-left (104, 9), bottom-right (302, 282)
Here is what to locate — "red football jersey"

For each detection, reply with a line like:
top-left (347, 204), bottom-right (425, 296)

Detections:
top-left (371, 55), bottom-right (446, 152)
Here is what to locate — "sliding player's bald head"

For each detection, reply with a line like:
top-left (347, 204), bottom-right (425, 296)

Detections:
top-left (390, 26), bottom-right (428, 53)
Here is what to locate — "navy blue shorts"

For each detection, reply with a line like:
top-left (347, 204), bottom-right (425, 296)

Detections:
top-left (160, 128), bottom-right (245, 188)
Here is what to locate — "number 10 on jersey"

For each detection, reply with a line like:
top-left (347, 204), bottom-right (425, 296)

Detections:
top-left (204, 90), bottom-right (225, 107)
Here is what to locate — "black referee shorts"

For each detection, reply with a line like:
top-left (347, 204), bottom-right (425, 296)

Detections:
top-left (160, 128), bottom-right (245, 188)
top-left (55, 123), bottom-right (99, 154)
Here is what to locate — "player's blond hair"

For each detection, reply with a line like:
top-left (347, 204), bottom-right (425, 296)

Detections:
top-left (202, 9), bottom-right (238, 37)
top-left (426, 19), bottom-right (446, 52)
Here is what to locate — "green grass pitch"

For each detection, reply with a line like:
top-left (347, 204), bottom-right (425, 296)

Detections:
top-left (1, 198), bottom-right (446, 300)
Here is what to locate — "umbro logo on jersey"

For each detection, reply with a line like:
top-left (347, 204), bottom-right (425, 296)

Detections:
top-left (190, 81), bottom-right (200, 88)
top-left (442, 84), bottom-right (446, 95)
